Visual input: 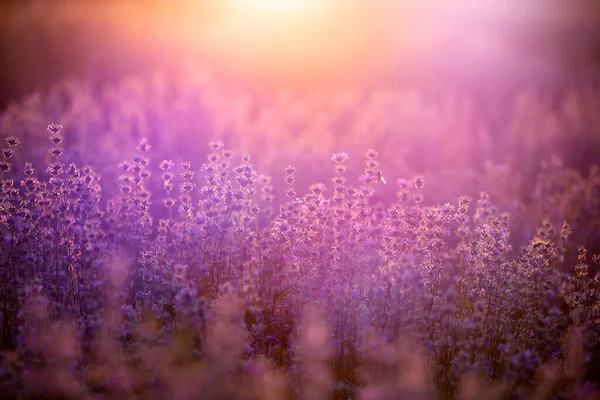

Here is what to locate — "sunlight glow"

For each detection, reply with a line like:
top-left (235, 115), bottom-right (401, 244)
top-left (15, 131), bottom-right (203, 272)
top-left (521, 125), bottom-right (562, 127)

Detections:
top-left (232, 0), bottom-right (321, 16)
top-left (194, 0), bottom-right (367, 85)
top-left (99, 0), bottom-right (573, 89)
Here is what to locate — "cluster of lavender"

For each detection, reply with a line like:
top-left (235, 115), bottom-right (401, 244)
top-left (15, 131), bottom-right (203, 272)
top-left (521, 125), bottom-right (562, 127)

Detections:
top-left (0, 122), bottom-right (599, 399)
top-left (4, 71), bottom-right (600, 192)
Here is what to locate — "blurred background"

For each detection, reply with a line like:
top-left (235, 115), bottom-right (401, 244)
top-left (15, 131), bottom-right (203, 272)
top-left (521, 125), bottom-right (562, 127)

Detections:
top-left (2, 0), bottom-right (600, 109)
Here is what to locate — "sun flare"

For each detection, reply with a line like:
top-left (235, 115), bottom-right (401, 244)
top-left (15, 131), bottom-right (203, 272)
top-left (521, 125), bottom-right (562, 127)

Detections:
top-left (232, 0), bottom-right (322, 17)
top-left (191, 0), bottom-right (369, 85)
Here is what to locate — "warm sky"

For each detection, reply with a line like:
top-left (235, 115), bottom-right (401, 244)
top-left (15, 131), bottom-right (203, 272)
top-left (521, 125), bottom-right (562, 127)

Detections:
top-left (1, 0), bottom-right (600, 105)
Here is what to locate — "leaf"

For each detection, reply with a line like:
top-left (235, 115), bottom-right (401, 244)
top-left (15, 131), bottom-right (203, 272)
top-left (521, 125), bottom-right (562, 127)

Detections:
top-left (460, 296), bottom-right (474, 316)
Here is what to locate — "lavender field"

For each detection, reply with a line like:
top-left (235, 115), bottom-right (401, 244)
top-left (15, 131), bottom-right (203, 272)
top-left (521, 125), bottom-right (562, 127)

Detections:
top-left (2, 1), bottom-right (600, 399)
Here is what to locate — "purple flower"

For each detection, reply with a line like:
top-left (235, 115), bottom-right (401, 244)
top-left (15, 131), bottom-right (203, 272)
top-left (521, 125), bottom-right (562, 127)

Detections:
top-left (5, 136), bottom-right (20, 147)
top-left (47, 123), bottom-right (63, 134)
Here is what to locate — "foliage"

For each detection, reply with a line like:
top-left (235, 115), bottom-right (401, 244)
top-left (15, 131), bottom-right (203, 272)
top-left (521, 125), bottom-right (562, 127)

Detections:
top-left (1, 74), bottom-right (600, 399)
